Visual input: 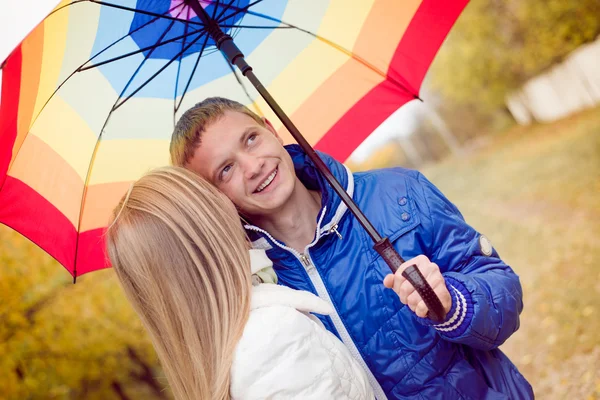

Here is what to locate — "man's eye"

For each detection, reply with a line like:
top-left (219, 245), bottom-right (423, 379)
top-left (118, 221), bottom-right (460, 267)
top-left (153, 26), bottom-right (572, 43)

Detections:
top-left (220, 164), bottom-right (232, 180)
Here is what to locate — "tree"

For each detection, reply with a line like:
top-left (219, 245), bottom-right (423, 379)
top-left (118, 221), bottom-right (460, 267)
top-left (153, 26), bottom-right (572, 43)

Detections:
top-left (0, 226), bottom-right (171, 399)
top-left (429, 0), bottom-right (600, 112)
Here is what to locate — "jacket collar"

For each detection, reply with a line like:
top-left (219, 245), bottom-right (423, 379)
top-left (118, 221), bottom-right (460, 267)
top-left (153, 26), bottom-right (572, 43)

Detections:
top-left (245, 145), bottom-right (353, 252)
top-left (249, 249), bottom-right (273, 274)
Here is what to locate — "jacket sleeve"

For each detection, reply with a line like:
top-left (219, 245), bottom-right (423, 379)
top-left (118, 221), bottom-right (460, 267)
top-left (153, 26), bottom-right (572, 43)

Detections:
top-left (412, 171), bottom-right (524, 351)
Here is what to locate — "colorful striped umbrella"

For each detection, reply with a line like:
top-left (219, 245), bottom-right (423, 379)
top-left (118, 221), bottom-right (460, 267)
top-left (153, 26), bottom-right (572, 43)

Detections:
top-left (0, 0), bottom-right (468, 279)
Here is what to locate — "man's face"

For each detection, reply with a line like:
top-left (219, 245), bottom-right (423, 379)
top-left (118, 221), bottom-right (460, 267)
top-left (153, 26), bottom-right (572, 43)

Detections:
top-left (187, 110), bottom-right (296, 218)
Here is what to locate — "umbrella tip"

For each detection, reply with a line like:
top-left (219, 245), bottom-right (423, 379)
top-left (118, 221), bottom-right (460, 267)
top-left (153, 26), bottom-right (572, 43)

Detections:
top-left (73, 274), bottom-right (77, 284)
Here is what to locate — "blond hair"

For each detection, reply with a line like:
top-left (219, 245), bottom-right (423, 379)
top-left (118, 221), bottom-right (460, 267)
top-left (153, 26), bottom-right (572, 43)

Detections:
top-left (105, 166), bottom-right (251, 400)
top-left (170, 97), bottom-right (264, 167)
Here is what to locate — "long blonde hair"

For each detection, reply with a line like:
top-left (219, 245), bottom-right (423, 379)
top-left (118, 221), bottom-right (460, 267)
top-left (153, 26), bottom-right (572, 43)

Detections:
top-left (105, 166), bottom-right (251, 400)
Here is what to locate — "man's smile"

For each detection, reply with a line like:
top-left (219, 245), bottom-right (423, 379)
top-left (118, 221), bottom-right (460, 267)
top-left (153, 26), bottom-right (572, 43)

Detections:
top-left (254, 167), bottom-right (278, 193)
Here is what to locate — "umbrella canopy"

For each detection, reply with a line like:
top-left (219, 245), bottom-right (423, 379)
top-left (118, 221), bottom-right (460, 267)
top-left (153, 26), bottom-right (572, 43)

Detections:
top-left (0, 0), bottom-right (468, 278)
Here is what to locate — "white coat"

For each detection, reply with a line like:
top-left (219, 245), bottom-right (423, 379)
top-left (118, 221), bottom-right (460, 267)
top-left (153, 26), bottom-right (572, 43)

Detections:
top-left (230, 250), bottom-right (374, 399)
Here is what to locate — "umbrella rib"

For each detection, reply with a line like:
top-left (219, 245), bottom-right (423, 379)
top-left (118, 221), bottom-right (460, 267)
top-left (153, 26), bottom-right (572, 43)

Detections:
top-left (174, 9), bottom-right (192, 124)
top-left (214, 3), bottom-right (417, 95)
top-left (211, 0), bottom-right (264, 17)
top-left (214, 0), bottom-right (264, 27)
top-left (23, 2), bottom-right (183, 111)
top-left (79, 27), bottom-right (204, 71)
top-left (214, 3), bottom-right (388, 74)
top-left (77, 0), bottom-right (186, 71)
top-left (113, 31), bottom-right (206, 111)
top-left (217, 24), bottom-right (293, 29)
top-left (215, 1), bottom-right (279, 26)
top-left (110, 5), bottom-right (187, 109)
top-left (86, 0), bottom-right (204, 27)
top-left (175, 0), bottom-right (233, 112)
top-left (1, 0), bottom-right (176, 70)
top-left (45, 0), bottom-right (88, 18)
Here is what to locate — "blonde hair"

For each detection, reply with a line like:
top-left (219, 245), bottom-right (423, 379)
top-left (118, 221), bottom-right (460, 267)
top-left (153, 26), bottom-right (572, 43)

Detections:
top-left (105, 166), bottom-right (251, 400)
top-left (170, 97), bottom-right (264, 167)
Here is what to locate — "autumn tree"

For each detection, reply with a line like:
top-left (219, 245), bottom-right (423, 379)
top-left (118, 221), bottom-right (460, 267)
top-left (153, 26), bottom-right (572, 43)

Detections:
top-left (427, 0), bottom-right (600, 128)
top-left (0, 226), bottom-right (171, 399)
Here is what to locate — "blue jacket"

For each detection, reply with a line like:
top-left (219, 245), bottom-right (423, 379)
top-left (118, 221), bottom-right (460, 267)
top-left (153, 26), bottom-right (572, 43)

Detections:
top-left (245, 145), bottom-right (534, 399)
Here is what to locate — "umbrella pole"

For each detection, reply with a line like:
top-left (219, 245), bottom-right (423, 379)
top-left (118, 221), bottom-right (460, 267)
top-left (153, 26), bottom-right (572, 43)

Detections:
top-left (188, 1), bottom-right (445, 322)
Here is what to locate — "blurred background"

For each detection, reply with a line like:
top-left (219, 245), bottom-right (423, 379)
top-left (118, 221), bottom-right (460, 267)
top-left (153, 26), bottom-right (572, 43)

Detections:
top-left (1, 1), bottom-right (599, 398)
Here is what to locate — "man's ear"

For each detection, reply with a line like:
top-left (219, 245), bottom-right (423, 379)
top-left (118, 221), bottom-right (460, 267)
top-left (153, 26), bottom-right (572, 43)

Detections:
top-left (263, 117), bottom-right (284, 145)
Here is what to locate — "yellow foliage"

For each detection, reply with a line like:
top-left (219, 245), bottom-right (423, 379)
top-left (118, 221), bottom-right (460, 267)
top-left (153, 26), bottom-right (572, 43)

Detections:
top-left (430, 1), bottom-right (600, 111)
top-left (0, 228), bottom-right (170, 399)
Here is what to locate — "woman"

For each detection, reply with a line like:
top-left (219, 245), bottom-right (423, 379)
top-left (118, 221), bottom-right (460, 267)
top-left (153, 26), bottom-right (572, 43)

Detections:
top-left (105, 166), bottom-right (373, 400)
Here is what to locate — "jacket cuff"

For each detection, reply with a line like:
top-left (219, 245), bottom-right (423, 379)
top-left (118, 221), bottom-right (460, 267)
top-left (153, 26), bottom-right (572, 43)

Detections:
top-left (417, 277), bottom-right (474, 338)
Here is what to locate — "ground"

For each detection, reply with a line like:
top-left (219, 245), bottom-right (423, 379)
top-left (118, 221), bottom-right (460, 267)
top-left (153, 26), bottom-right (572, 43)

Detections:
top-left (421, 107), bottom-right (600, 399)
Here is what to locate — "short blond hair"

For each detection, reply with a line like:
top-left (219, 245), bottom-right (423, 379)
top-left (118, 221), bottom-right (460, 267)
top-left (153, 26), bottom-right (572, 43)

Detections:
top-left (170, 97), bottom-right (264, 167)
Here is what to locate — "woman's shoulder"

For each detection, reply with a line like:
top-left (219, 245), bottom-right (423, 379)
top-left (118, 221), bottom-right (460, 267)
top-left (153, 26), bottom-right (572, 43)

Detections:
top-left (250, 283), bottom-right (333, 315)
top-left (241, 285), bottom-right (329, 351)
top-left (231, 297), bottom-right (373, 399)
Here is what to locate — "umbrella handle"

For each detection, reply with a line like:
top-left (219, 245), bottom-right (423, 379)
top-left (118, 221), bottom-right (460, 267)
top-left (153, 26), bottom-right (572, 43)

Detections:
top-left (374, 238), bottom-right (445, 322)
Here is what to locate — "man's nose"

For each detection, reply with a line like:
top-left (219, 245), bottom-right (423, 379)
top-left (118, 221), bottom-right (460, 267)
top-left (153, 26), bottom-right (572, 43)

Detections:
top-left (240, 154), bottom-right (263, 179)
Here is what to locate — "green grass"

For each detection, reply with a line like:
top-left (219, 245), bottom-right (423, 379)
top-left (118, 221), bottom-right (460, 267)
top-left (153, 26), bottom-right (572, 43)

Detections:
top-left (422, 107), bottom-right (600, 399)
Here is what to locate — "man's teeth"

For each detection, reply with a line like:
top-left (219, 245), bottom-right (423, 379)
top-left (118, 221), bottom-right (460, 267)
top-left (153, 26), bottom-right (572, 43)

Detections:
top-left (256, 170), bottom-right (277, 192)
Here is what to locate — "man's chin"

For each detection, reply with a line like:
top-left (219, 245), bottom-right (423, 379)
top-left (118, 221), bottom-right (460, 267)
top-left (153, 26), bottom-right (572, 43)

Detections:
top-left (244, 199), bottom-right (286, 218)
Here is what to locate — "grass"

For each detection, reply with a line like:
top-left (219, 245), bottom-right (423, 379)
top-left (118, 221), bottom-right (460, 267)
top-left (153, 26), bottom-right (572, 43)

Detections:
top-left (421, 107), bottom-right (600, 399)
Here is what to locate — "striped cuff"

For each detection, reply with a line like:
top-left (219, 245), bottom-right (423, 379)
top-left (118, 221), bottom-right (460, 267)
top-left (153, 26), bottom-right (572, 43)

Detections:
top-left (418, 277), bottom-right (473, 338)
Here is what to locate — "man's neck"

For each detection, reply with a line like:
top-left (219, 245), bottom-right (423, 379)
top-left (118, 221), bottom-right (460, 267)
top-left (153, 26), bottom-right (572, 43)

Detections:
top-left (249, 180), bottom-right (322, 253)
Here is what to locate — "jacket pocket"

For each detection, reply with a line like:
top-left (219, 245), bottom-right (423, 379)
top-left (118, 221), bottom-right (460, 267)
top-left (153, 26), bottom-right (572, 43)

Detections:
top-left (362, 191), bottom-right (422, 266)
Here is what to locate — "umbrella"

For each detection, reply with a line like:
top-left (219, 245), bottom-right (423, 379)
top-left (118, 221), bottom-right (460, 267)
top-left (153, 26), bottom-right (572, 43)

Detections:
top-left (1, 0), bottom-right (468, 320)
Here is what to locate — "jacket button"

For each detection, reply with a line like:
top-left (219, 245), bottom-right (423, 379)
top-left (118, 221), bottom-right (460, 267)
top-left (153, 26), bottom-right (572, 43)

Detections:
top-left (401, 212), bottom-right (410, 221)
top-left (398, 197), bottom-right (407, 206)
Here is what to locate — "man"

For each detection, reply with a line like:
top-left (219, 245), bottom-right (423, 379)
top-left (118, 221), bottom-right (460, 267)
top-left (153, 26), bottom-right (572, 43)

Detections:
top-left (170, 97), bottom-right (533, 399)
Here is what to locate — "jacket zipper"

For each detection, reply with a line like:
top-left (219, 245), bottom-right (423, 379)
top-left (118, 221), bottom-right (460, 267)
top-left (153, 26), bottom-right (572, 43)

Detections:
top-left (329, 224), bottom-right (343, 240)
top-left (299, 250), bottom-right (387, 400)
top-left (245, 207), bottom-right (387, 399)
top-left (299, 253), bottom-right (314, 272)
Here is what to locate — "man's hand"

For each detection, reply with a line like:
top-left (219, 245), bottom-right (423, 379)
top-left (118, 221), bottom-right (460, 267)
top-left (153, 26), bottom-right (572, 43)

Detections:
top-left (383, 255), bottom-right (452, 319)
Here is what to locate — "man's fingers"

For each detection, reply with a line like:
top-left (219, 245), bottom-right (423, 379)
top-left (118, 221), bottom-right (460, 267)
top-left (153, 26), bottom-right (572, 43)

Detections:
top-left (383, 274), bottom-right (395, 289)
top-left (427, 272), bottom-right (444, 290)
top-left (415, 300), bottom-right (428, 318)
top-left (383, 255), bottom-right (452, 318)
top-left (397, 255), bottom-right (430, 276)
top-left (407, 290), bottom-right (421, 311)
top-left (398, 279), bottom-right (415, 304)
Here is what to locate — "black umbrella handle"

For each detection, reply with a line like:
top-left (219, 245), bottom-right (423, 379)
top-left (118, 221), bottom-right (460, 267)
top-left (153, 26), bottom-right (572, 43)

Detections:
top-left (374, 238), bottom-right (445, 322)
